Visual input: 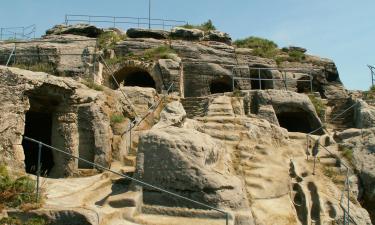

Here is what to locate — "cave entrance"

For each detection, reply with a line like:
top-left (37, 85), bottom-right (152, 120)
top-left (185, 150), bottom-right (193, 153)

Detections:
top-left (22, 111), bottom-right (55, 176)
top-left (209, 76), bottom-right (233, 94)
top-left (276, 111), bottom-right (313, 133)
top-left (250, 69), bottom-right (273, 90)
top-left (113, 67), bottom-right (155, 89)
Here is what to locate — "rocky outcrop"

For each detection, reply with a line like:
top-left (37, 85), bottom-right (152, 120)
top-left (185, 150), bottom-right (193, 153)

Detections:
top-left (136, 126), bottom-right (249, 210)
top-left (334, 128), bottom-right (375, 223)
top-left (0, 66), bottom-right (115, 176)
top-left (126, 28), bottom-right (170, 39)
top-left (353, 99), bottom-right (375, 128)
top-left (170, 27), bottom-right (204, 41)
top-left (46, 24), bottom-right (104, 38)
top-left (202, 30), bottom-right (232, 44)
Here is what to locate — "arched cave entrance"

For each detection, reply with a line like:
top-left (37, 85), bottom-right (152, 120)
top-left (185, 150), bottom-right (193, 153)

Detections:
top-left (250, 69), bottom-right (273, 90)
top-left (22, 97), bottom-right (57, 176)
top-left (209, 76), bottom-right (233, 94)
top-left (277, 111), bottom-right (313, 133)
top-left (112, 67), bottom-right (155, 89)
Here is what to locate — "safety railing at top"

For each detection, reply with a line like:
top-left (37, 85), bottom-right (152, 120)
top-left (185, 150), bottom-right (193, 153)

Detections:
top-left (368, 64), bottom-right (375, 87)
top-left (0, 25), bottom-right (36, 41)
top-left (64, 14), bottom-right (187, 31)
top-left (23, 136), bottom-right (230, 225)
top-left (306, 102), bottom-right (359, 225)
top-left (231, 66), bottom-right (317, 93)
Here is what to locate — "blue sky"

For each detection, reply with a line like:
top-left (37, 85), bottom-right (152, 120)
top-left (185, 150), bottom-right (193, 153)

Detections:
top-left (1, 0), bottom-right (374, 90)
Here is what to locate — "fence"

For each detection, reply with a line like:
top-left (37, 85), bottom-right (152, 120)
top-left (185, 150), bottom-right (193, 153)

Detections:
top-left (306, 102), bottom-right (359, 225)
top-left (0, 25), bottom-right (36, 41)
top-left (368, 65), bottom-right (375, 87)
top-left (65, 14), bottom-right (187, 31)
top-left (232, 66), bottom-right (315, 92)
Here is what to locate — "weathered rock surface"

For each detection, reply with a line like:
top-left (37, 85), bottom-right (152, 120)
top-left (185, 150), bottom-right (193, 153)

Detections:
top-left (46, 24), bottom-right (104, 37)
top-left (353, 99), bottom-right (375, 128)
top-left (202, 30), bottom-right (232, 44)
top-left (335, 128), bottom-right (375, 222)
top-left (153, 101), bottom-right (186, 128)
top-left (170, 27), bottom-right (204, 41)
top-left (126, 28), bottom-right (170, 39)
top-left (0, 66), bottom-right (114, 176)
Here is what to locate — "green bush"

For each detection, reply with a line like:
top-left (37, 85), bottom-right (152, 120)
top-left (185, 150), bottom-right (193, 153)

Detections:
top-left (143, 45), bottom-right (176, 60)
top-left (0, 165), bottom-right (40, 209)
top-left (110, 114), bottom-right (125, 124)
top-left (233, 36), bottom-right (278, 58)
top-left (287, 50), bottom-right (306, 62)
top-left (308, 95), bottom-right (326, 119)
top-left (0, 216), bottom-right (47, 225)
top-left (97, 31), bottom-right (126, 49)
top-left (370, 85), bottom-right (375, 92)
top-left (81, 79), bottom-right (104, 91)
top-left (12, 63), bottom-right (56, 74)
top-left (181, 19), bottom-right (216, 32)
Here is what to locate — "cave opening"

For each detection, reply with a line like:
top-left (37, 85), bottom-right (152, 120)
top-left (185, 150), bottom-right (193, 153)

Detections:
top-left (22, 111), bottom-right (55, 176)
top-left (209, 77), bottom-right (233, 94)
top-left (276, 111), bottom-right (313, 133)
top-left (250, 69), bottom-right (273, 90)
top-left (113, 67), bottom-right (155, 89)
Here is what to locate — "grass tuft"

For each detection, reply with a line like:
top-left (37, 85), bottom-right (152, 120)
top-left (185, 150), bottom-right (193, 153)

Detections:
top-left (110, 114), bottom-right (125, 124)
top-left (308, 95), bottom-right (326, 120)
top-left (97, 31), bottom-right (126, 49)
top-left (81, 78), bottom-right (104, 91)
top-left (181, 19), bottom-right (216, 32)
top-left (233, 36), bottom-right (278, 58)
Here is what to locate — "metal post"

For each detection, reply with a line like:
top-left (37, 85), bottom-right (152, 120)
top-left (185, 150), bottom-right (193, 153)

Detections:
top-left (138, 18), bottom-right (140, 28)
top-left (1, 28), bottom-right (3, 40)
top-left (65, 15), bottom-right (68, 25)
top-left (346, 168), bottom-right (350, 225)
top-left (258, 69), bottom-right (261, 89)
top-left (226, 213), bottom-right (229, 225)
top-left (310, 73), bottom-right (313, 93)
top-left (36, 143), bottom-right (42, 202)
top-left (148, 0), bottom-right (151, 29)
top-left (313, 155), bottom-right (316, 175)
top-left (306, 134), bottom-right (309, 160)
top-left (285, 72), bottom-right (288, 91)
top-left (88, 16), bottom-right (91, 25)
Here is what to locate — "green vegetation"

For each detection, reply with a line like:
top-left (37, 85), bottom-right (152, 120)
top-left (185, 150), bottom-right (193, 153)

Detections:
top-left (287, 50), bottom-right (306, 62)
top-left (0, 216), bottom-right (47, 225)
top-left (143, 45), bottom-right (176, 60)
top-left (370, 85), bottom-right (375, 92)
top-left (308, 95), bottom-right (326, 120)
top-left (97, 31), bottom-right (126, 49)
top-left (322, 167), bottom-right (339, 183)
top-left (12, 63), bottom-right (56, 74)
top-left (181, 19), bottom-right (216, 32)
top-left (338, 145), bottom-right (354, 165)
top-left (110, 114), bottom-right (125, 124)
top-left (232, 89), bottom-right (244, 97)
top-left (0, 165), bottom-right (41, 210)
top-left (233, 36), bottom-right (279, 58)
top-left (81, 78), bottom-right (104, 91)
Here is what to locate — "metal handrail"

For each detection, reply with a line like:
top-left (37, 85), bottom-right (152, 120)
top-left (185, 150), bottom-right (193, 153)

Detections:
top-left (98, 54), bottom-right (139, 118)
top-left (231, 66), bottom-right (315, 92)
top-left (0, 25), bottom-right (36, 41)
top-left (368, 64), bottom-right (375, 86)
top-left (64, 14), bottom-right (187, 30)
top-left (23, 136), bottom-right (230, 224)
top-left (305, 102), bottom-right (359, 225)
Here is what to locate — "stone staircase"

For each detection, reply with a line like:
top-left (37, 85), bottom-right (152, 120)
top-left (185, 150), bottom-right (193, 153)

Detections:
top-left (326, 98), bottom-right (355, 131)
top-left (181, 97), bottom-right (209, 118)
top-left (132, 205), bottom-right (232, 225)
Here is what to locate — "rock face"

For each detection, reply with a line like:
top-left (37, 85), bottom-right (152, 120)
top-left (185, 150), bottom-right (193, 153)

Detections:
top-left (0, 34), bottom-right (97, 77)
top-left (170, 27), bottom-right (204, 41)
top-left (353, 99), bottom-right (375, 128)
top-left (202, 30), bottom-right (232, 44)
top-left (0, 66), bottom-right (115, 177)
top-left (126, 28), bottom-right (170, 39)
top-left (45, 24), bottom-right (104, 38)
top-left (335, 128), bottom-right (375, 222)
top-left (136, 126), bottom-right (249, 210)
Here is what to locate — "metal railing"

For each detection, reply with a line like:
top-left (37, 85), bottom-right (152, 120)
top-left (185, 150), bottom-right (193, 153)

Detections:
top-left (232, 66), bottom-right (315, 92)
top-left (368, 65), bottom-right (375, 87)
top-left (0, 25), bottom-right (36, 41)
top-left (306, 102), bottom-right (359, 225)
top-left (64, 14), bottom-right (187, 31)
top-left (23, 135), bottom-right (230, 224)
